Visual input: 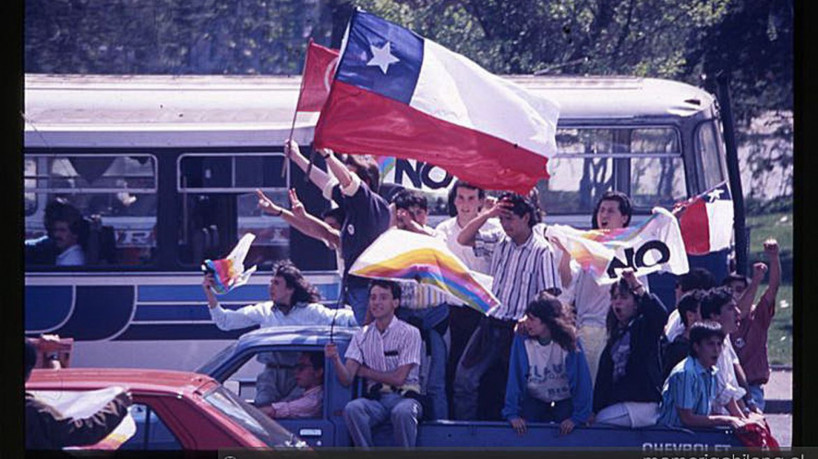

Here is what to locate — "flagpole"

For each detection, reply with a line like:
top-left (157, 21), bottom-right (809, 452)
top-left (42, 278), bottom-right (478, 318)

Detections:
top-left (282, 38), bottom-right (314, 180)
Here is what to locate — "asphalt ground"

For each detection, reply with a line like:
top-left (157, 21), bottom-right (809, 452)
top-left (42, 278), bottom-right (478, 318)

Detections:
top-left (763, 369), bottom-right (793, 447)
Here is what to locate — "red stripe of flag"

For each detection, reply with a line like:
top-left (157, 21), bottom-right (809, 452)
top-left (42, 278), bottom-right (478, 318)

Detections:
top-left (677, 197), bottom-right (711, 255)
top-left (314, 81), bottom-right (549, 194)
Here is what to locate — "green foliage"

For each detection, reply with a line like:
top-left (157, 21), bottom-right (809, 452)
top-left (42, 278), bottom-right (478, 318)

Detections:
top-left (354, 0), bottom-right (732, 78)
top-left (687, 0), bottom-right (793, 124)
top-left (25, 0), bottom-right (333, 75)
top-left (24, 0), bottom-right (791, 136)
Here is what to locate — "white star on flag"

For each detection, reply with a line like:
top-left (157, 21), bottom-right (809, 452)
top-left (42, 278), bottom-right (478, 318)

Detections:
top-left (706, 188), bottom-right (724, 203)
top-left (367, 42), bottom-right (400, 74)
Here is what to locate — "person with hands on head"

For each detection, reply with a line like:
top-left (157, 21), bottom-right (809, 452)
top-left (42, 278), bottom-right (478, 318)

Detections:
top-left (503, 292), bottom-right (593, 436)
top-left (453, 192), bottom-right (561, 421)
top-left (591, 268), bottom-right (668, 428)
top-left (726, 238), bottom-right (781, 413)
top-left (325, 280), bottom-right (423, 448)
top-left (455, 195), bottom-right (511, 248)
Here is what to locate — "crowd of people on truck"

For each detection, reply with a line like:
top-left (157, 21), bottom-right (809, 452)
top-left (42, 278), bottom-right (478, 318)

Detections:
top-left (25, 140), bottom-right (783, 449)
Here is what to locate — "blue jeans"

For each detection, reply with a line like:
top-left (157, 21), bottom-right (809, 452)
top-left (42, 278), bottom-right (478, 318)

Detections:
top-left (452, 317), bottom-right (514, 420)
top-left (345, 285), bottom-right (370, 326)
top-left (343, 392), bottom-right (422, 448)
top-left (748, 384), bottom-right (766, 412)
top-left (397, 304), bottom-right (449, 420)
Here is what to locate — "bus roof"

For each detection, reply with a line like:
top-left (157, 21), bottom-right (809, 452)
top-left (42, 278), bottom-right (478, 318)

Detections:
top-left (23, 74), bottom-right (716, 148)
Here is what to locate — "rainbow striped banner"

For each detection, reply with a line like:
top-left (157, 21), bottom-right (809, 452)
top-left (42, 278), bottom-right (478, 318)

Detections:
top-left (349, 229), bottom-right (499, 314)
top-left (545, 207), bottom-right (689, 284)
top-left (201, 233), bottom-right (258, 295)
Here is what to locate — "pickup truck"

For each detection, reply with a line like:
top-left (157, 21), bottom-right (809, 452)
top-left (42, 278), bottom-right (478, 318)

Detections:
top-left (195, 325), bottom-right (742, 450)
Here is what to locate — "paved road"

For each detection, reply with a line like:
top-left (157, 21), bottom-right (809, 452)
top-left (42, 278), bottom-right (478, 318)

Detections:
top-left (766, 414), bottom-right (792, 447)
top-left (764, 370), bottom-right (792, 447)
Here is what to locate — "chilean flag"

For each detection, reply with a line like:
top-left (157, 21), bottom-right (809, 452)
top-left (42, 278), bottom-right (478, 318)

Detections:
top-left (313, 10), bottom-right (559, 194)
top-left (674, 182), bottom-right (734, 255)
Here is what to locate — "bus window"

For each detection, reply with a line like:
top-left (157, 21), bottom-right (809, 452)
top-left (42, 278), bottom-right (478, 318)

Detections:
top-left (540, 127), bottom-right (684, 216)
top-left (177, 153), bottom-right (289, 269)
top-left (24, 158), bottom-right (37, 217)
top-left (628, 128), bottom-right (686, 209)
top-left (24, 154), bottom-right (158, 267)
top-left (696, 120), bottom-right (726, 190)
top-left (540, 128), bottom-right (618, 215)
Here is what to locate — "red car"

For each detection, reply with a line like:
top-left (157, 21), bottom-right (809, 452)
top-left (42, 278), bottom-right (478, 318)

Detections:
top-left (26, 368), bottom-right (308, 451)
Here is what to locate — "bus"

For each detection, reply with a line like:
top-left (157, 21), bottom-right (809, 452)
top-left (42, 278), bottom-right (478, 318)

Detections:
top-left (23, 73), bottom-right (742, 370)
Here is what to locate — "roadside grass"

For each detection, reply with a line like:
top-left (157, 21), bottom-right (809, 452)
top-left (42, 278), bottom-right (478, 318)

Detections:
top-left (746, 212), bottom-right (793, 253)
top-left (746, 211), bottom-right (793, 366)
top-left (763, 283), bottom-right (792, 366)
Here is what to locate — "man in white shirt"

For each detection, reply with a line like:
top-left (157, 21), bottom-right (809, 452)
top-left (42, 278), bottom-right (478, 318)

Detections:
top-left (434, 181), bottom-right (503, 416)
top-left (203, 260), bottom-right (356, 406)
top-left (51, 202), bottom-right (88, 266)
top-left (699, 287), bottom-right (763, 423)
top-left (325, 280), bottom-right (423, 448)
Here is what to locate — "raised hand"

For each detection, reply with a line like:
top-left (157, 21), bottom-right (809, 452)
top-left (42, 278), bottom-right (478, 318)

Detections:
top-left (751, 262), bottom-right (768, 282)
top-left (763, 238), bottom-right (779, 257)
top-left (256, 189), bottom-right (283, 216)
top-left (288, 188), bottom-right (306, 218)
top-left (284, 139), bottom-right (303, 159)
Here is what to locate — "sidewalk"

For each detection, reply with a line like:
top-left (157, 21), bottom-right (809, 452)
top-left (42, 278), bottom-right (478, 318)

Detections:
top-left (764, 367), bottom-right (792, 414)
top-left (764, 368), bottom-right (792, 447)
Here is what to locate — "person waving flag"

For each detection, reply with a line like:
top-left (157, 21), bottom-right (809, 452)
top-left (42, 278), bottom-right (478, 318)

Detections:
top-left (314, 9), bottom-right (560, 194)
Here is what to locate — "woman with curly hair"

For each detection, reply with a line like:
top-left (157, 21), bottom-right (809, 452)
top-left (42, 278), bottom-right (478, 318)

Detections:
top-left (502, 291), bottom-right (593, 436)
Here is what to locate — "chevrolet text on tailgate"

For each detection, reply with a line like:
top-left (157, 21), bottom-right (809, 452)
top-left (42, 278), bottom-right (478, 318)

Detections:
top-left (196, 325), bottom-right (741, 449)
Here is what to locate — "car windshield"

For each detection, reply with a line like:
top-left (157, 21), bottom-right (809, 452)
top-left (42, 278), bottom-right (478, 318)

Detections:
top-left (195, 341), bottom-right (238, 376)
top-left (202, 386), bottom-right (307, 449)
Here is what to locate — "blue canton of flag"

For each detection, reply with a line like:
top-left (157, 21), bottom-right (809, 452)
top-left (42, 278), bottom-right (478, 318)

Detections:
top-left (705, 182), bottom-right (732, 203)
top-left (337, 11), bottom-right (424, 104)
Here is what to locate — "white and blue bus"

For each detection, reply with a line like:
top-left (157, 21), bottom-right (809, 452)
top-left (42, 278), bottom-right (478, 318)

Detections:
top-left (24, 73), bottom-right (742, 370)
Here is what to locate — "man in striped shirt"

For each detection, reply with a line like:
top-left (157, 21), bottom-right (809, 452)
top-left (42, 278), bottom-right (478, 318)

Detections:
top-left (453, 192), bottom-right (560, 420)
top-left (325, 280), bottom-right (423, 448)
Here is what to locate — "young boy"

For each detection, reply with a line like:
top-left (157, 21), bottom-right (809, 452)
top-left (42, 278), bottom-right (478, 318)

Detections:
top-left (658, 322), bottom-right (746, 429)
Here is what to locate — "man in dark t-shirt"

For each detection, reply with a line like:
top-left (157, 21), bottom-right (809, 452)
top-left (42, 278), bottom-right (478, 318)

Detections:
top-left (286, 140), bottom-right (391, 325)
